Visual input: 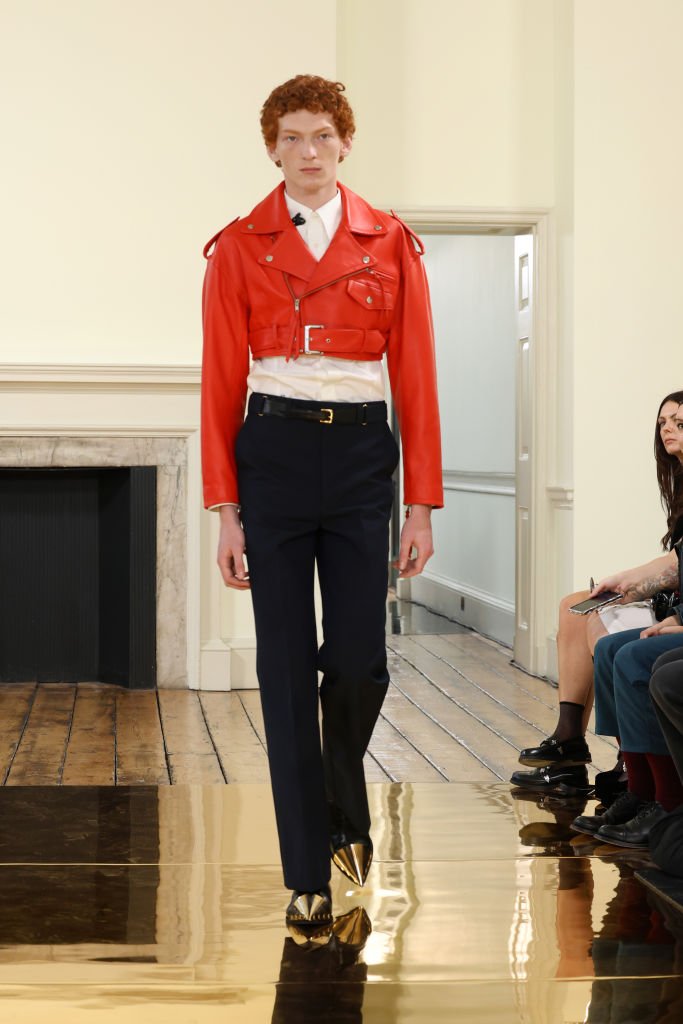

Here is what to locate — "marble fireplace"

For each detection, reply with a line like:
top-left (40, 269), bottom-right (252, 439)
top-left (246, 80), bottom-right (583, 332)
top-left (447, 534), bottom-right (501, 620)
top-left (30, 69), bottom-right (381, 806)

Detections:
top-left (0, 363), bottom-right (257, 690)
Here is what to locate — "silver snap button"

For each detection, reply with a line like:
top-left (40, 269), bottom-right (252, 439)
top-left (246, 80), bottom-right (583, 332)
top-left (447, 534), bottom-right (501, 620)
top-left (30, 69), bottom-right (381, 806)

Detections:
top-left (325, 338), bottom-right (331, 344)
top-left (366, 296), bottom-right (373, 304)
top-left (247, 223), bottom-right (254, 229)
top-left (265, 254), bottom-right (273, 262)
top-left (374, 224), bottom-right (382, 231)
top-left (363, 256), bottom-right (370, 263)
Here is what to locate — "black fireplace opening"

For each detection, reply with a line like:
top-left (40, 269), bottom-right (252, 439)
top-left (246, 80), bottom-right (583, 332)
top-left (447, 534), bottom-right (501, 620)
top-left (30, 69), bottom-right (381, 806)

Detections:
top-left (0, 467), bottom-right (156, 688)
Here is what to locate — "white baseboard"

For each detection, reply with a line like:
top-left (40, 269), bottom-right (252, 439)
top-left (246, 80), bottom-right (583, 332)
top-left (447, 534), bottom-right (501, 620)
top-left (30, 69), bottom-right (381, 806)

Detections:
top-left (400, 574), bottom-right (515, 647)
top-left (199, 639), bottom-right (258, 690)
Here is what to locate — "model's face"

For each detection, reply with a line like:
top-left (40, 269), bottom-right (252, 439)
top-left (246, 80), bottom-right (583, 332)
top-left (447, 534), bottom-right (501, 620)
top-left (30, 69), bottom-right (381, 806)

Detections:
top-left (267, 108), bottom-right (352, 207)
top-left (658, 401), bottom-right (683, 461)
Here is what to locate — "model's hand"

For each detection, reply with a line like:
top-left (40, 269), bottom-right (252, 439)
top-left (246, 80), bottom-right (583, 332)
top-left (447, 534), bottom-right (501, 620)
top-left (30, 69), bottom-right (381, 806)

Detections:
top-left (217, 506), bottom-right (250, 590)
top-left (640, 615), bottom-right (682, 638)
top-left (394, 504), bottom-right (434, 578)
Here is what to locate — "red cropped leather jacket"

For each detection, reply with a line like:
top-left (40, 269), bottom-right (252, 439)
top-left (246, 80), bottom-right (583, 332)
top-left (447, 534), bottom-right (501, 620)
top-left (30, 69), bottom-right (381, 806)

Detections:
top-left (201, 182), bottom-right (443, 509)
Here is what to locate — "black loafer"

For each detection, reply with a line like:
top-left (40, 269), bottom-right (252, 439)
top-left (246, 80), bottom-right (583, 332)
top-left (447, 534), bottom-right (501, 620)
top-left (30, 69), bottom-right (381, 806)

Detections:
top-left (510, 763), bottom-right (593, 797)
top-left (286, 885), bottom-right (333, 925)
top-left (570, 789), bottom-right (644, 837)
top-left (594, 762), bottom-right (628, 807)
top-left (518, 735), bottom-right (591, 768)
top-left (597, 801), bottom-right (667, 849)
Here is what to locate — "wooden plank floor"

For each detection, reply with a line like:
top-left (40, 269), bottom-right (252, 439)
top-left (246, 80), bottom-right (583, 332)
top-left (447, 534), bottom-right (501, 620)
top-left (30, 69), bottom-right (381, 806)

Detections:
top-left (0, 628), bottom-right (618, 786)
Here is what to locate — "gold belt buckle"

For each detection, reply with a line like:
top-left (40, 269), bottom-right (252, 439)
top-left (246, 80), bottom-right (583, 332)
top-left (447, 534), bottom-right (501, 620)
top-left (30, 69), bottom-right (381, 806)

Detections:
top-left (320, 408), bottom-right (334, 424)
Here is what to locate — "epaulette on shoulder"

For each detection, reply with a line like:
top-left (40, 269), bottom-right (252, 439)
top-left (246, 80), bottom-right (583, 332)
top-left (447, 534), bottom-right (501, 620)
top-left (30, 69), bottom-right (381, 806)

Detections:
top-left (390, 210), bottom-right (425, 255)
top-left (203, 216), bottom-right (240, 259)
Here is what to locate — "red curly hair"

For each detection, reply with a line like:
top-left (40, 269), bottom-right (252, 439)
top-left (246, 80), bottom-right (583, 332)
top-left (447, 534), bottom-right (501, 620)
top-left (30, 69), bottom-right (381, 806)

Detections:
top-left (260, 74), bottom-right (356, 153)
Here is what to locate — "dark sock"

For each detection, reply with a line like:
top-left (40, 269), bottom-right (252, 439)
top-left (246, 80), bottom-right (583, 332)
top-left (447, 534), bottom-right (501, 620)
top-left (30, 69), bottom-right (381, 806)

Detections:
top-left (621, 752), bottom-right (655, 802)
top-left (647, 752), bottom-right (683, 812)
top-left (552, 701), bottom-right (585, 742)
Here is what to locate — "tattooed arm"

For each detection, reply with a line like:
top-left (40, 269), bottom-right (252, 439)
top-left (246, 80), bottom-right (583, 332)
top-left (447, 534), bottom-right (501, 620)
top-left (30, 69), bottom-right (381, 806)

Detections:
top-left (591, 549), bottom-right (678, 602)
top-left (624, 563), bottom-right (679, 602)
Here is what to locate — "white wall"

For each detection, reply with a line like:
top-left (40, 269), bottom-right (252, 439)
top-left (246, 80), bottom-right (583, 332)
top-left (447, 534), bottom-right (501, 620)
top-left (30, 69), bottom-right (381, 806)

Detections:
top-left (572, 0), bottom-right (683, 579)
top-left (0, 0), bottom-right (337, 366)
top-left (337, 0), bottom-right (556, 209)
top-left (6, 0), bottom-right (683, 676)
top-left (413, 234), bottom-right (517, 642)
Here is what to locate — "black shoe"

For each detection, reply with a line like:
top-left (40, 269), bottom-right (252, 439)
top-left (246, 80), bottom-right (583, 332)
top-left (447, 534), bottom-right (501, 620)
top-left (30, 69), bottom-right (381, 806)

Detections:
top-left (570, 789), bottom-right (644, 837)
top-left (510, 763), bottom-right (593, 797)
top-left (518, 735), bottom-right (591, 767)
top-left (594, 762), bottom-right (628, 807)
top-left (597, 802), bottom-right (668, 849)
top-left (285, 885), bottom-right (333, 925)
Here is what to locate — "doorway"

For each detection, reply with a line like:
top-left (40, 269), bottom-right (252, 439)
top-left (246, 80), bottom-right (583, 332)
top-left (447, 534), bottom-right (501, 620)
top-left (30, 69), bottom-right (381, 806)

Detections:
top-left (390, 209), bottom-right (553, 676)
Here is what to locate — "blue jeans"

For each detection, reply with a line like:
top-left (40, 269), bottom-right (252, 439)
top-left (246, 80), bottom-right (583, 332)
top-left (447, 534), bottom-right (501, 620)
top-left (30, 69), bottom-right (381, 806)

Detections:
top-left (593, 629), bottom-right (683, 754)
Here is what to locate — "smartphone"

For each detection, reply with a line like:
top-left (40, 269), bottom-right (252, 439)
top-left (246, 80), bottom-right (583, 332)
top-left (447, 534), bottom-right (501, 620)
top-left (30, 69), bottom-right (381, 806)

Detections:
top-left (569, 591), bottom-right (623, 615)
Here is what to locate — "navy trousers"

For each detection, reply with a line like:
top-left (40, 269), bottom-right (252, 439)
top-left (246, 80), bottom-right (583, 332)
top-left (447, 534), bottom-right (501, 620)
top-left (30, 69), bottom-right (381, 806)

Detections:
top-left (236, 396), bottom-right (398, 892)
top-left (593, 629), bottom-right (683, 753)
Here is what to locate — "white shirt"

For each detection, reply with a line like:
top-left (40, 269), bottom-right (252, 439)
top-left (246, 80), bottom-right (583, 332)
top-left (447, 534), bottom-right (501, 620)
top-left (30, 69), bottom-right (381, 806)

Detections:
top-left (246, 190), bottom-right (386, 403)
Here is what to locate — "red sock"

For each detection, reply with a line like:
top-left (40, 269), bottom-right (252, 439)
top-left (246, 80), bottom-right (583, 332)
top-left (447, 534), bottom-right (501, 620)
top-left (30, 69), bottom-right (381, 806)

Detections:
top-left (621, 752), bottom-right (655, 801)
top-left (646, 753), bottom-right (683, 812)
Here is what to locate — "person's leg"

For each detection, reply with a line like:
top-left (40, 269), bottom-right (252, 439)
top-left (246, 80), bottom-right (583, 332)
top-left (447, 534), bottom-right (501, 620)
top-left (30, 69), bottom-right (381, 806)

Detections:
top-left (590, 636), bottom-right (683, 846)
top-left (650, 649), bottom-right (683, 784)
top-left (515, 597), bottom-right (609, 779)
top-left (316, 419), bottom-right (398, 846)
top-left (237, 412), bottom-right (330, 894)
top-left (592, 629), bottom-right (644, 737)
top-left (556, 593), bottom-right (602, 734)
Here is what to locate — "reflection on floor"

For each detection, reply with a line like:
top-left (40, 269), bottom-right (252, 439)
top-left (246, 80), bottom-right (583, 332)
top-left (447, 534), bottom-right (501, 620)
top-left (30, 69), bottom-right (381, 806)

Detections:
top-left (0, 782), bottom-right (681, 1022)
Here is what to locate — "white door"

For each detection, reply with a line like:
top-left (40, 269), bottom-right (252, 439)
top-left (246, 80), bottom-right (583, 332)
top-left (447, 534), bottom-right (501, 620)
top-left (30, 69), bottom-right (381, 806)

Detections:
top-left (513, 235), bottom-right (534, 668)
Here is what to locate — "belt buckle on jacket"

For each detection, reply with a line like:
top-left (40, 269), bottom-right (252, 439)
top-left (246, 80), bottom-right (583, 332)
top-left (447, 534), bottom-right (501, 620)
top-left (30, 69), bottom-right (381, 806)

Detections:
top-left (303, 324), bottom-right (325, 355)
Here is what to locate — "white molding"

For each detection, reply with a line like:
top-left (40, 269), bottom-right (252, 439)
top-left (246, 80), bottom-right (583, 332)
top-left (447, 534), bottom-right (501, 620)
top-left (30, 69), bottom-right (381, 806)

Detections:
top-left (0, 363), bottom-right (201, 385)
top-left (0, 425), bottom-right (199, 437)
top-left (386, 206), bottom-right (551, 233)
top-left (547, 484), bottom-right (574, 509)
top-left (443, 469), bottom-right (515, 497)
top-left (405, 574), bottom-right (514, 647)
top-left (420, 567), bottom-right (515, 616)
top-left (185, 428), bottom-right (202, 690)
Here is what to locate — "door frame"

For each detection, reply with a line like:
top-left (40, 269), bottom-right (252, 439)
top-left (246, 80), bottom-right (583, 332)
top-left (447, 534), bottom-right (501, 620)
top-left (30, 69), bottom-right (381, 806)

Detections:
top-left (390, 206), bottom-right (560, 677)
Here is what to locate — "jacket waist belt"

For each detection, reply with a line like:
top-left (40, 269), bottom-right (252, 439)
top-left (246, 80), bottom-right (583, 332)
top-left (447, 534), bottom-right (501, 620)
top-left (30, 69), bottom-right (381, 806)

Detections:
top-left (248, 325), bottom-right (387, 361)
top-left (249, 393), bottom-right (387, 425)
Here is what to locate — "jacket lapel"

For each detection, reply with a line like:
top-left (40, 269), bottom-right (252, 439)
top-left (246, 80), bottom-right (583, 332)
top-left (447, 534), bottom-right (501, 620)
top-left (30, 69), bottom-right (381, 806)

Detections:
top-left (306, 184), bottom-right (389, 289)
top-left (240, 182), bottom-right (390, 288)
top-left (240, 184), bottom-right (317, 282)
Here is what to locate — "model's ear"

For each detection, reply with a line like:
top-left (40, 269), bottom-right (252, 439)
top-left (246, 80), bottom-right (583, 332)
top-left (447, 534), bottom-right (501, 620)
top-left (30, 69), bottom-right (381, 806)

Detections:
top-left (339, 136), bottom-right (353, 162)
top-left (266, 145), bottom-right (282, 168)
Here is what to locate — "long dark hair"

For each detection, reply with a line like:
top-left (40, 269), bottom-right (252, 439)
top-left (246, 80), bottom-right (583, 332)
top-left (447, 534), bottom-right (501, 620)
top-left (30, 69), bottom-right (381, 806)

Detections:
top-left (655, 390), bottom-right (683, 548)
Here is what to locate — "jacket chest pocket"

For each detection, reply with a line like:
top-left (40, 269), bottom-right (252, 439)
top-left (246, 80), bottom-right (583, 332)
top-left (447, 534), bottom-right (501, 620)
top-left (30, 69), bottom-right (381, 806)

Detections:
top-left (347, 276), bottom-right (395, 311)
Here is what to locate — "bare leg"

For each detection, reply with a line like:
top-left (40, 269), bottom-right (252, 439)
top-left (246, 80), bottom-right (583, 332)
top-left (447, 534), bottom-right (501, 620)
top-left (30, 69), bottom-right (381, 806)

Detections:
top-left (556, 592), bottom-right (598, 706)
top-left (583, 609), bottom-right (608, 731)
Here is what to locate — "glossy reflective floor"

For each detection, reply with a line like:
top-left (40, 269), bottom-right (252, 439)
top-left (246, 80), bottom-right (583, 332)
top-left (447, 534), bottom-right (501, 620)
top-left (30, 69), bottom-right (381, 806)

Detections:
top-left (1, 783), bottom-right (682, 1022)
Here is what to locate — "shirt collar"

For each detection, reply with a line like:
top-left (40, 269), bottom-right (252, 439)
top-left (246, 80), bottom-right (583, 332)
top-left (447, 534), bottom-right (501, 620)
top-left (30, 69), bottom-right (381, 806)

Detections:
top-left (284, 189), bottom-right (342, 239)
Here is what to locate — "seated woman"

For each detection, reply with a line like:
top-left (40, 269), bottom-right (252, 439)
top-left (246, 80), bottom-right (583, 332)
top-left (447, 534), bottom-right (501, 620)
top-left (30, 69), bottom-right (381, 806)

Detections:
top-left (512, 391), bottom-right (683, 798)
top-left (570, 589), bottom-right (683, 848)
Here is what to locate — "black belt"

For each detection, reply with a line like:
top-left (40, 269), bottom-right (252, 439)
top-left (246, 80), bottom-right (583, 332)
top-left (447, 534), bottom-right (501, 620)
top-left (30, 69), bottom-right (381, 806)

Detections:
top-left (249, 393), bottom-right (387, 426)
